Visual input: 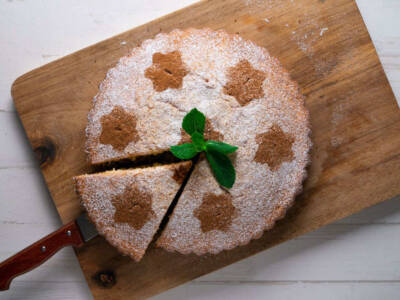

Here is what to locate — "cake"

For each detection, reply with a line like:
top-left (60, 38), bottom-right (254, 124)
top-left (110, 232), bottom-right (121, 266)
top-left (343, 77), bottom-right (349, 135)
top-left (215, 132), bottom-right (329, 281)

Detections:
top-left (80, 28), bottom-right (311, 256)
top-left (74, 161), bottom-right (192, 261)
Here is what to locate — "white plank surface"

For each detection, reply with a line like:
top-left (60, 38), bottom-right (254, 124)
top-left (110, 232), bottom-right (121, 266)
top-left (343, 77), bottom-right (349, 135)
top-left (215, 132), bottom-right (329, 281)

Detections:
top-left (0, 0), bottom-right (399, 299)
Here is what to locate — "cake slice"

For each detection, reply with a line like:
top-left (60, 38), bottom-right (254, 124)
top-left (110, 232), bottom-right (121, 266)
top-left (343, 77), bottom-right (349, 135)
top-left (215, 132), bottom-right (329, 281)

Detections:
top-left (73, 161), bottom-right (192, 261)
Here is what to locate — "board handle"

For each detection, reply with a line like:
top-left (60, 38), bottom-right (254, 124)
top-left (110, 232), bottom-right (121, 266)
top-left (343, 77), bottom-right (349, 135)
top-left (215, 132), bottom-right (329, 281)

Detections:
top-left (0, 221), bottom-right (84, 291)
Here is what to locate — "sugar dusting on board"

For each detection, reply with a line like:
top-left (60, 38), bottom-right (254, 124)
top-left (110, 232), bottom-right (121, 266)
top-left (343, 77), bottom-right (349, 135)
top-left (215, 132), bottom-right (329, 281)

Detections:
top-left (288, 13), bottom-right (332, 76)
top-left (244, 0), bottom-right (280, 11)
top-left (243, 0), bottom-right (331, 76)
top-left (329, 94), bottom-right (353, 148)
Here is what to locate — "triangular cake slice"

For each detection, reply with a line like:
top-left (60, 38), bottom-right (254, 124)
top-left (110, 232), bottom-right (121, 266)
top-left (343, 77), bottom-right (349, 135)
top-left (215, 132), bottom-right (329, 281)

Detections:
top-left (73, 161), bottom-right (191, 261)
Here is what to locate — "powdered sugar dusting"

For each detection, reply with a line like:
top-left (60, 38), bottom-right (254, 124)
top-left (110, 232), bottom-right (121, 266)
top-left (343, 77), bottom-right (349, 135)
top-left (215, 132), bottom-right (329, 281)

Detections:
top-left (74, 162), bottom-right (191, 261)
top-left (245, 0), bottom-right (278, 9)
top-left (86, 28), bottom-right (311, 255)
top-left (288, 13), bottom-right (332, 76)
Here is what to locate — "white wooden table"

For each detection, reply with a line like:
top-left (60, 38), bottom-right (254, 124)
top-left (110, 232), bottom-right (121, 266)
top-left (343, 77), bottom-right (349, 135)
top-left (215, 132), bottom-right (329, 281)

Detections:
top-left (0, 1), bottom-right (399, 299)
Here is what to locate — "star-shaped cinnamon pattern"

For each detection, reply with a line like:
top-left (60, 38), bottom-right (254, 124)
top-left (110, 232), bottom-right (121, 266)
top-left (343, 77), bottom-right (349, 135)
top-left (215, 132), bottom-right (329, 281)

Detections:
top-left (145, 51), bottom-right (189, 92)
top-left (99, 106), bottom-right (139, 151)
top-left (224, 60), bottom-right (266, 106)
top-left (254, 124), bottom-right (295, 171)
top-left (194, 193), bottom-right (236, 232)
top-left (172, 162), bottom-right (192, 184)
top-left (112, 186), bottom-right (155, 230)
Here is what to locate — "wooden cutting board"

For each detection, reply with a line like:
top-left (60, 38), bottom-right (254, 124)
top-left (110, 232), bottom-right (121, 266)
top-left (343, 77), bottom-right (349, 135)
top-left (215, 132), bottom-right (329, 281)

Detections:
top-left (11, 0), bottom-right (400, 299)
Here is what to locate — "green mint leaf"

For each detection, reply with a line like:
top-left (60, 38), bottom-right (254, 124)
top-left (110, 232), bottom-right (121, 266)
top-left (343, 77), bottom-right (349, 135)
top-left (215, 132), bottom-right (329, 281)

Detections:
top-left (191, 132), bottom-right (206, 152)
top-left (171, 107), bottom-right (238, 188)
top-left (205, 141), bottom-right (238, 154)
top-left (206, 150), bottom-right (236, 188)
top-left (182, 108), bottom-right (206, 135)
top-left (170, 143), bottom-right (198, 160)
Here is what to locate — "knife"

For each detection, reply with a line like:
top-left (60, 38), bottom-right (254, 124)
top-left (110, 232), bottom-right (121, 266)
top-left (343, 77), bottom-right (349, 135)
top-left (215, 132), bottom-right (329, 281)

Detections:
top-left (0, 213), bottom-right (97, 291)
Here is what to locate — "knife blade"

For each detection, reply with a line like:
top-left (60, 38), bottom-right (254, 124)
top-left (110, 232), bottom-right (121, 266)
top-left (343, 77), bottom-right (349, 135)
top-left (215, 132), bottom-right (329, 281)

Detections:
top-left (0, 213), bottom-right (98, 291)
top-left (75, 213), bottom-right (98, 242)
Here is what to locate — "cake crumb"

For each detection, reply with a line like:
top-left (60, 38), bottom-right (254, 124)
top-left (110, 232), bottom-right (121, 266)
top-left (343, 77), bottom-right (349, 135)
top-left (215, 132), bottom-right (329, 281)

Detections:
top-left (320, 27), bottom-right (328, 36)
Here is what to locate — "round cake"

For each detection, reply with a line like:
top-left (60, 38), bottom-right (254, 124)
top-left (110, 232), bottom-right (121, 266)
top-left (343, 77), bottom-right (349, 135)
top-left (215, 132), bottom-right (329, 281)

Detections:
top-left (86, 28), bottom-right (311, 255)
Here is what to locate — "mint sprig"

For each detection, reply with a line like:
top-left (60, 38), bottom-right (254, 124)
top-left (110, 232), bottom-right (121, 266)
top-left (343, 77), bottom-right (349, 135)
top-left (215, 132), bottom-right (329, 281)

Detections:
top-left (205, 141), bottom-right (238, 154)
top-left (170, 143), bottom-right (198, 159)
top-left (170, 108), bottom-right (238, 188)
top-left (206, 150), bottom-right (236, 188)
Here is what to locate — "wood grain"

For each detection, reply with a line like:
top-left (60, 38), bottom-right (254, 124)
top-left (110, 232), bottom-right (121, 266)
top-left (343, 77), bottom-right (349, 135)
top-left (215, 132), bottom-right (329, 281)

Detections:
top-left (10, 0), bottom-right (400, 299)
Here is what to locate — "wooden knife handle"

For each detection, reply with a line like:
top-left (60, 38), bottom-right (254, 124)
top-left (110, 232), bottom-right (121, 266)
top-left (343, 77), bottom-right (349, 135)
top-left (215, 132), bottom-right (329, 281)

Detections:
top-left (0, 221), bottom-right (84, 291)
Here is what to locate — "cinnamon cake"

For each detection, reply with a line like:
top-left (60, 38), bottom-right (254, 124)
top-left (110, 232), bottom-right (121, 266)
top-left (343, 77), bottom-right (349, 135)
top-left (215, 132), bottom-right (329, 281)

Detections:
top-left (79, 28), bottom-right (311, 257)
top-left (74, 162), bottom-right (191, 261)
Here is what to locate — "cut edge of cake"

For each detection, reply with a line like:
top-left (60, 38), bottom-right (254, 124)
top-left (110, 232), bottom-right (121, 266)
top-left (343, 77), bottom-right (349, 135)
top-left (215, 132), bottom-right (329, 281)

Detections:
top-left (73, 161), bottom-right (192, 261)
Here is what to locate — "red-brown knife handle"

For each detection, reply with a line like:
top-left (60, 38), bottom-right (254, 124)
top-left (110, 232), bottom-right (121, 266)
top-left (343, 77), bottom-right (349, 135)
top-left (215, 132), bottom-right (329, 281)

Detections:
top-left (0, 221), bottom-right (84, 291)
